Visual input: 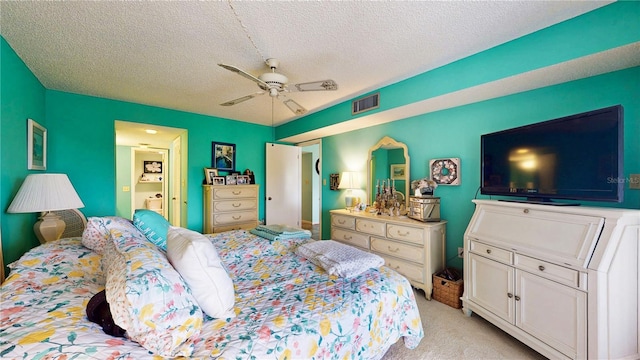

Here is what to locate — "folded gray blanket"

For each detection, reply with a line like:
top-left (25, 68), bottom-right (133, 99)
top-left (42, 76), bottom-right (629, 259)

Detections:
top-left (296, 240), bottom-right (384, 278)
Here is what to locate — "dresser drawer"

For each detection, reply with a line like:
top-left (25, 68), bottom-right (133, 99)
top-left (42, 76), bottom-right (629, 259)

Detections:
top-left (470, 240), bottom-right (513, 265)
top-left (213, 210), bottom-right (257, 226)
top-left (355, 219), bottom-right (386, 237)
top-left (331, 214), bottom-right (356, 230)
top-left (371, 237), bottom-right (423, 264)
top-left (331, 228), bottom-right (369, 249)
top-left (212, 222), bottom-right (256, 233)
top-left (515, 254), bottom-right (583, 289)
top-left (386, 224), bottom-right (424, 245)
top-left (213, 199), bottom-right (257, 212)
top-left (213, 186), bottom-right (258, 200)
top-left (381, 255), bottom-right (425, 284)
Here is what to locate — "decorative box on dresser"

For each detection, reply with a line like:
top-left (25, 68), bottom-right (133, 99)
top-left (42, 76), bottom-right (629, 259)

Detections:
top-left (330, 209), bottom-right (446, 300)
top-left (203, 184), bottom-right (259, 234)
top-left (462, 200), bottom-right (640, 360)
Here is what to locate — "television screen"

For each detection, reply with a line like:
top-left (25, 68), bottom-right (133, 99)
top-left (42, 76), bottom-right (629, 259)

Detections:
top-left (481, 105), bottom-right (624, 204)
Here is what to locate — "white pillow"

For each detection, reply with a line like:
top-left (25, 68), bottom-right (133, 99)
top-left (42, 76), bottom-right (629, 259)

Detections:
top-left (166, 227), bottom-right (236, 319)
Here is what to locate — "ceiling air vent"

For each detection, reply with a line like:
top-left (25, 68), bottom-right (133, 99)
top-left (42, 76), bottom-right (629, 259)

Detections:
top-left (352, 93), bottom-right (379, 115)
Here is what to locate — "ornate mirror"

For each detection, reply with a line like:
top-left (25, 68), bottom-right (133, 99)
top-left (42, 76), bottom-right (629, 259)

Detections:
top-left (367, 136), bottom-right (410, 209)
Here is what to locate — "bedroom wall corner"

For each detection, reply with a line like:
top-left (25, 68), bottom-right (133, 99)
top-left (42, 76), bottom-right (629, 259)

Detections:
top-left (0, 36), bottom-right (47, 271)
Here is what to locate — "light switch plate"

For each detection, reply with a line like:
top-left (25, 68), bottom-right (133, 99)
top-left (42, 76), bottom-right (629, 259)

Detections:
top-left (629, 174), bottom-right (640, 190)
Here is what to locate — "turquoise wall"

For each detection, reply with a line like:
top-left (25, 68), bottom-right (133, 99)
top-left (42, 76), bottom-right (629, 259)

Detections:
top-left (2, 2), bottom-right (639, 272)
top-left (320, 67), bottom-right (640, 269)
top-left (1, 37), bottom-right (273, 268)
top-left (1, 38), bottom-right (47, 267)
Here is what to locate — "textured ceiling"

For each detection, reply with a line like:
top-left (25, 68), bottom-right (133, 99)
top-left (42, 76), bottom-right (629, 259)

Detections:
top-left (1, 0), bottom-right (612, 134)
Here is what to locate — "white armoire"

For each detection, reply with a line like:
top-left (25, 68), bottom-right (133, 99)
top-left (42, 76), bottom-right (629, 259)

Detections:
top-left (462, 200), bottom-right (640, 360)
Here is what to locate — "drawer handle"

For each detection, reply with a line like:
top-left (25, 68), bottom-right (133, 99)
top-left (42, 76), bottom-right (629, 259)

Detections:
top-left (538, 265), bottom-right (545, 271)
top-left (486, 249), bottom-right (492, 254)
top-left (232, 203), bottom-right (241, 207)
top-left (396, 231), bottom-right (409, 237)
top-left (507, 293), bottom-right (513, 298)
top-left (514, 295), bottom-right (521, 301)
top-left (232, 215), bottom-right (242, 220)
top-left (387, 246), bottom-right (400, 253)
top-left (344, 235), bottom-right (352, 240)
top-left (232, 191), bottom-right (242, 195)
top-left (338, 219), bottom-right (346, 224)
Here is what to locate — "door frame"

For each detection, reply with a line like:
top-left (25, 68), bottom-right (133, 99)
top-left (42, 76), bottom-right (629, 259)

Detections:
top-left (297, 139), bottom-right (322, 239)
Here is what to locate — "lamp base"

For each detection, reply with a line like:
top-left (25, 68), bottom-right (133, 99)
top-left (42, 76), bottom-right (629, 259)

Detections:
top-left (34, 211), bottom-right (66, 244)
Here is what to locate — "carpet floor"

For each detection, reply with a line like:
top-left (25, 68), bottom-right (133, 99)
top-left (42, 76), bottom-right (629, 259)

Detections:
top-left (382, 289), bottom-right (548, 359)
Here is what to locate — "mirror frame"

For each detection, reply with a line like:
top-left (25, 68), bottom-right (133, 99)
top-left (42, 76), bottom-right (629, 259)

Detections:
top-left (367, 136), bottom-right (411, 209)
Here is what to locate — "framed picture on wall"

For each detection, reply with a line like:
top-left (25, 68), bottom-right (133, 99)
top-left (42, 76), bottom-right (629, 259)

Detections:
top-left (27, 119), bottom-right (47, 170)
top-left (143, 161), bottom-right (163, 174)
top-left (212, 142), bottom-right (235, 171)
top-left (390, 164), bottom-right (406, 180)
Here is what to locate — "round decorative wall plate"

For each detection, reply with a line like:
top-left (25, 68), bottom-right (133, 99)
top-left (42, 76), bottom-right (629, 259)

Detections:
top-left (429, 158), bottom-right (461, 185)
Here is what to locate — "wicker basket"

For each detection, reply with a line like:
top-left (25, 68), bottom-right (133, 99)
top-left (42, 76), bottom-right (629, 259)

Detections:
top-left (432, 273), bottom-right (464, 309)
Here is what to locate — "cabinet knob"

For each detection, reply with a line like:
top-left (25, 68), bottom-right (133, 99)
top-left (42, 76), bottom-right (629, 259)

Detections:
top-left (538, 265), bottom-right (545, 271)
top-left (515, 295), bottom-right (521, 301)
top-left (523, 208), bottom-right (530, 214)
top-left (507, 293), bottom-right (513, 298)
top-left (486, 249), bottom-right (492, 254)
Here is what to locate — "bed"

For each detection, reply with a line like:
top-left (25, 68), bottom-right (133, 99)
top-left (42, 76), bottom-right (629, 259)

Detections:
top-left (0, 216), bottom-right (423, 359)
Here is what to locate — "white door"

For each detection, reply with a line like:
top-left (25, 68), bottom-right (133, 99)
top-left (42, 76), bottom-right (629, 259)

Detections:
top-left (266, 143), bottom-right (301, 227)
top-left (171, 136), bottom-right (181, 226)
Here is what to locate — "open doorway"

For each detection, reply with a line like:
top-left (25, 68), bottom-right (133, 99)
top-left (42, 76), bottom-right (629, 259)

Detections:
top-left (298, 140), bottom-right (321, 240)
top-left (114, 121), bottom-right (187, 226)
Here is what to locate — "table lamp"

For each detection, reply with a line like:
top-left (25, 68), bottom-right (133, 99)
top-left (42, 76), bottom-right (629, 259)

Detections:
top-left (338, 171), bottom-right (361, 210)
top-left (7, 173), bottom-right (85, 244)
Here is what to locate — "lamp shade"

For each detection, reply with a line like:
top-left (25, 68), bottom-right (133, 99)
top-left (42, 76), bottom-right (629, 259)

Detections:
top-left (8, 174), bottom-right (85, 213)
top-left (338, 171), bottom-right (360, 190)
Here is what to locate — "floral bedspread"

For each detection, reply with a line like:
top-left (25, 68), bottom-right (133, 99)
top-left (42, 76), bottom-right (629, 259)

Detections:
top-left (1, 231), bottom-right (423, 359)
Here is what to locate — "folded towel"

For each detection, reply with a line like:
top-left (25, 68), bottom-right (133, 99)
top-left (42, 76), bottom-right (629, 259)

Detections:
top-left (255, 224), bottom-right (311, 236)
top-left (296, 240), bottom-right (384, 278)
top-left (250, 227), bottom-right (311, 242)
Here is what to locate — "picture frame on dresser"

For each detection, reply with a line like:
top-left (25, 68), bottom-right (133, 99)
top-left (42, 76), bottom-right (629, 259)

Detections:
top-left (225, 174), bottom-right (237, 185)
top-left (204, 167), bottom-right (218, 185)
top-left (212, 176), bottom-right (225, 185)
top-left (27, 118), bottom-right (47, 170)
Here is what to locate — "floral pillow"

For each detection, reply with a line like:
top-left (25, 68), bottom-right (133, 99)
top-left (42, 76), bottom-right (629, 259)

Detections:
top-left (105, 221), bottom-right (203, 357)
top-left (81, 216), bottom-right (133, 254)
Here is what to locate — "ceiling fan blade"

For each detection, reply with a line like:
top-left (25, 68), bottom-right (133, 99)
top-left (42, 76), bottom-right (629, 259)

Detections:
top-left (218, 63), bottom-right (270, 88)
top-left (281, 98), bottom-right (307, 115)
top-left (291, 79), bottom-right (338, 92)
top-left (220, 91), bottom-right (265, 106)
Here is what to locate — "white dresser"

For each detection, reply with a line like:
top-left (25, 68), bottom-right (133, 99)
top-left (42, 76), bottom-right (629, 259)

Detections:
top-left (462, 200), bottom-right (640, 360)
top-left (330, 209), bottom-right (446, 299)
top-left (203, 185), bottom-right (259, 234)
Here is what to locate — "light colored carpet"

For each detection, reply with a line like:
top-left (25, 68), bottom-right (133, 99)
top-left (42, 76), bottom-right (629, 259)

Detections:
top-left (382, 289), bottom-right (548, 360)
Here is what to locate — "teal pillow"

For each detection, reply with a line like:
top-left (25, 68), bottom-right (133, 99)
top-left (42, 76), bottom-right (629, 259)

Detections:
top-left (133, 209), bottom-right (170, 250)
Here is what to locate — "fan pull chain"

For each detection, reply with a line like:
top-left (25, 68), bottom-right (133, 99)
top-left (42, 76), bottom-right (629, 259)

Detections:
top-left (227, 0), bottom-right (265, 63)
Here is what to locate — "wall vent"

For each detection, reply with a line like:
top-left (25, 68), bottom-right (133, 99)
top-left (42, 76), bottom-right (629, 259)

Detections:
top-left (352, 93), bottom-right (379, 115)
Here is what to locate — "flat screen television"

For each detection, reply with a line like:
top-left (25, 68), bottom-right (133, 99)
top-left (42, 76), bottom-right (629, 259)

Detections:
top-left (481, 105), bottom-right (624, 204)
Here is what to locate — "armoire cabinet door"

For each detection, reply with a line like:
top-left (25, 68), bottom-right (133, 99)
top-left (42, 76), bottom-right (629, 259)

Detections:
top-left (516, 270), bottom-right (587, 359)
top-left (468, 253), bottom-right (514, 323)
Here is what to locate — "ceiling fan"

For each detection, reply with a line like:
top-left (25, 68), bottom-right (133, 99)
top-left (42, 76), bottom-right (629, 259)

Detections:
top-left (218, 58), bottom-right (338, 116)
